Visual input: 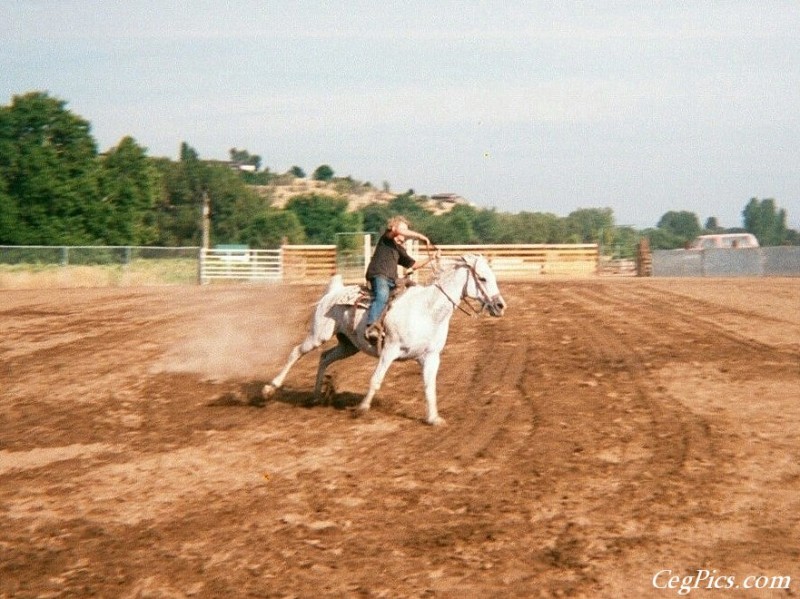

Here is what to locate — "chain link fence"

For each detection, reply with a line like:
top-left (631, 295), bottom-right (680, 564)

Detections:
top-left (652, 247), bottom-right (800, 277)
top-left (0, 246), bottom-right (200, 287)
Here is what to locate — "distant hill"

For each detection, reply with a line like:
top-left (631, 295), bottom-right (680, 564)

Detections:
top-left (249, 177), bottom-right (471, 215)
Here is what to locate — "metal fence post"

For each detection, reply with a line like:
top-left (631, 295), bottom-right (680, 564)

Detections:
top-left (198, 247), bottom-right (205, 285)
top-left (363, 234), bottom-right (372, 277)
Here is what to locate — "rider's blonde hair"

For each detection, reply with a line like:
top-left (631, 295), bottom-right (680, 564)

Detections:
top-left (387, 216), bottom-right (410, 232)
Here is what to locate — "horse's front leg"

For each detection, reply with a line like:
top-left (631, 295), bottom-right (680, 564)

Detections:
top-left (419, 352), bottom-right (445, 426)
top-left (358, 346), bottom-right (400, 413)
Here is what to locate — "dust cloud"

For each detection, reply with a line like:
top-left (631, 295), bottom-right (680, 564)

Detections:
top-left (152, 309), bottom-right (297, 382)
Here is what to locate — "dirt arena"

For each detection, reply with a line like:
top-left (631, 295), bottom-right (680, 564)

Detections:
top-left (1, 278), bottom-right (798, 598)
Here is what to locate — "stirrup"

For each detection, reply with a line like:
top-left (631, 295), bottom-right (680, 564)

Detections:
top-left (365, 323), bottom-right (383, 346)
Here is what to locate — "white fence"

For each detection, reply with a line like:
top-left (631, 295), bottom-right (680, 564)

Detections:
top-left (199, 248), bottom-right (282, 283)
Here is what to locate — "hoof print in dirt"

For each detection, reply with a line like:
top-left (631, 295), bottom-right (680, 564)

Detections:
top-left (207, 391), bottom-right (246, 407)
top-left (247, 394), bottom-right (266, 408)
top-left (208, 383), bottom-right (268, 408)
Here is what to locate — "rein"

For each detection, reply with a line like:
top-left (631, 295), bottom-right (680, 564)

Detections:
top-left (435, 280), bottom-right (475, 316)
top-left (433, 258), bottom-right (489, 317)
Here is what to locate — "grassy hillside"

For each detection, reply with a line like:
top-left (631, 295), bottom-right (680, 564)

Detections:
top-left (251, 177), bottom-right (470, 215)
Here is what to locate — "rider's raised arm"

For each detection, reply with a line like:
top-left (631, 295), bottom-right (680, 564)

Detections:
top-left (404, 229), bottom-right (431, 246)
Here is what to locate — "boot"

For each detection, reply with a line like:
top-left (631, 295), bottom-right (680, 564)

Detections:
top-left (365, 323), bottom-right (381, 345)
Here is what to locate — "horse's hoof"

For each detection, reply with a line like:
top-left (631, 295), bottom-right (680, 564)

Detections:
top-left (350, 405), bottom-right (369, 419)
top-left (319, 375), bottom-right (335, 404)
top-left (426, 416), bottom-right (446, 426)
top-left (262, 384), bottom-right (276, 400)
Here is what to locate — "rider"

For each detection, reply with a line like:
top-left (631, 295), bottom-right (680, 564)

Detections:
top-left (364, 216), bottom-right (433, 345)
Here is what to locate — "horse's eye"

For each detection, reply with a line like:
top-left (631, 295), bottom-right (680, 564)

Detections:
top-left (478, 276), bottom-right (487, 283)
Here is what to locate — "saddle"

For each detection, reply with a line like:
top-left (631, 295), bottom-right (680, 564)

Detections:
top-left (335, 277), bottom-right (415, 307)
top-left (333, 277), bottom-right (416, 344)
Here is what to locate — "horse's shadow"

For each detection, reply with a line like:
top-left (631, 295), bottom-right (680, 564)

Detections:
top-left (206, 376), bottom-right (362, 411)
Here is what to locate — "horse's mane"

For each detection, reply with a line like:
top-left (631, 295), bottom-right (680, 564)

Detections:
top-left (430, 254), bottom-right (478, 278)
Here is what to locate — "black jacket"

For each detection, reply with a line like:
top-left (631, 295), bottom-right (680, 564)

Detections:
top-left (365, 233), bottom-right (415, 281)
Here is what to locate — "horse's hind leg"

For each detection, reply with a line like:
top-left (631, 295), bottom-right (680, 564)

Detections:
top-left (313, 333), bottom-right (359, 401)
top-left (263, 299), bottom-right (338, 400)
top-left (262, 335), bottom-right (319, 399)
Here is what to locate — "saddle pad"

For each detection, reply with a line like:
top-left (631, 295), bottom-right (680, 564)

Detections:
top-left (332, 285), bottom-right (369, 307)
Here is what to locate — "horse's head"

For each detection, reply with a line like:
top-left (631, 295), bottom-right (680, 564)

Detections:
top-left (460, 254), bottom-right (506, 317)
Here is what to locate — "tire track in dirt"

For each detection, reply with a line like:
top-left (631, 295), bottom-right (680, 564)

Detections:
top-left (566, 284), bottom-right (719, 489)
top-left (481, 282), bottom-right (726, 594)
top-left (4, 281), bottom-right (798, 599)
top-left (434, 311), bottom-right (534, 465)
top-left (269, 286), bottom-right (546, 596)
top-left (589, 282), bottom-right (799, 357)
top-left (538, 281), bottom-right (798, 595)
top-left (559, 281), bottom-right (800, 594)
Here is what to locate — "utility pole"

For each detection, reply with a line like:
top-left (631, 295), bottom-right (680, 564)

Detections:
top-left (201, 191), bottom-right (211, 250)
top-left (198, 191), bottom-right (211, 285)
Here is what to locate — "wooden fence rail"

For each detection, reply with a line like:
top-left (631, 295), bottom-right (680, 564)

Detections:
top-left (200, 243), bottom-right (599, 284)
top-left (281, 245), bottom-right (337, 283)
top-left (432, 244), bottom-right (599, 279)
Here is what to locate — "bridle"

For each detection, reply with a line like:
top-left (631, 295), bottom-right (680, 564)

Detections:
top-left (433, 257), bottom-right (495, 317)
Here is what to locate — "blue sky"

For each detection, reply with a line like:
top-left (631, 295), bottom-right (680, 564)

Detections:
top-left (3, 1), bottom-right (799, 228)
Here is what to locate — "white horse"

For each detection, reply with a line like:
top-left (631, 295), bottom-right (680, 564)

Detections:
top-left (262, 254), bottom-right (506, 425)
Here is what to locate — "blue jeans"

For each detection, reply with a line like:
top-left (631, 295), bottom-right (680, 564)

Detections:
top-left (367, 276), bottom-right (394, 326)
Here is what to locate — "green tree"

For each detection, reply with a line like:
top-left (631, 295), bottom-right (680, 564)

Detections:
top-left (359, 202), bottom-right (392, 235)
top-left (229, 147), bottom-right (261, 170)
top-left (565, 208), bottom-right (615, 243)
top-left (506, 211), bottom-right (564, 243)
top-left (203, 164), bottom-right (265, 245)
top-left (704, 216), bottom-right (722, 232)
top-left (97, 136), bottom-right (159, 245)
top-left (0, 91), bottom-right (101, 244)
top-left (388, 191), bottom-right (431, 223)
top-left (742, 198), bottom-right (787, 246)
top-left (238, 209), bottom-right (305, 248)
top-left (153, 142), bottom-right (253, 246)
top-left (285, 193), bottom-right (362, 244)
top-left (471, 208), bottom-right (504, 243)
top-left (602, 225), bottom-right (640, 259)
top-left (289, 166), bottom-right (306, 178)
top-left (644, 227), bottom-right (685, 250)
top-left (656, 210), bottom-right (701, 247)
top-left (0, 186), bottom-right (19, 243)
top-left (426, 205), bottom-right (477, 244)
top-left (0, 106), bottom-right (18, 242)
top-left (312, 164), bottom-right (335, 182)
top-left (153, 144), bottom-right (208, 246)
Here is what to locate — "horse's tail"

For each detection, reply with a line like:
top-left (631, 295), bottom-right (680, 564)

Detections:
top-left (325, 274), bottom-right (344, 296)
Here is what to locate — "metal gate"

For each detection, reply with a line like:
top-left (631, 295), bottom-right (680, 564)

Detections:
top-left (199, 247), bottom-right (281, 283)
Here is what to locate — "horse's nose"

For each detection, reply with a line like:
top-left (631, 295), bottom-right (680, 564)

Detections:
top-left (491, 295), bottom-right (506, 316)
